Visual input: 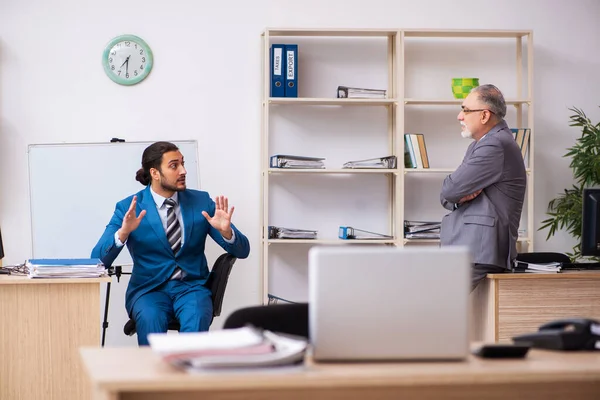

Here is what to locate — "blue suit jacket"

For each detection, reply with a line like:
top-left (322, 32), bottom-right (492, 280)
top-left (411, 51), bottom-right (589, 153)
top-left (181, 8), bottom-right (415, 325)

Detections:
top-left (91, 186), bottom-right (250, 314)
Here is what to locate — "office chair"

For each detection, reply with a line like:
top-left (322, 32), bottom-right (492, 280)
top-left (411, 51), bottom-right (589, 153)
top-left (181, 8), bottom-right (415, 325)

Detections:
top-left (123, 253), bottom-right (237, 336)
top-left (223, 303), bottom-right (310, 339)
top-left (516, 252), bottom-right (571, 264)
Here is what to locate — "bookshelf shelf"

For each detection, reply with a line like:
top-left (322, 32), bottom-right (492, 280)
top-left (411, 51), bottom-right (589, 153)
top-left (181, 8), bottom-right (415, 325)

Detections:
top-left (268, 168), bottom-right (398, 174)
top-left (268, 97), bottom-right (396, 106)
top-left (403, 29), bottom-right (531, 38)
top-left (268, 239), bottom-right (397, 244)
top-left (264, 28), bottom-right (398, 37)
top-left (404, 168), bottom-right (532, 174)
top-left (404, 237), bottom-right (531, 245)
top-left (404, 98), bottom-right (530, 106)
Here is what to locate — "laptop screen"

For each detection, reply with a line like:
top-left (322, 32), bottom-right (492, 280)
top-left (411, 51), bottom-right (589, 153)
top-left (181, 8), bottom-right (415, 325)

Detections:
top-left (308, 246), bottom-right (471, 361)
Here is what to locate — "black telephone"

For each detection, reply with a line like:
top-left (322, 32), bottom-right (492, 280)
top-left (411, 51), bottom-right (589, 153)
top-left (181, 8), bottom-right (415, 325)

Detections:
top-left (512, 318), bottom-right (600, 351)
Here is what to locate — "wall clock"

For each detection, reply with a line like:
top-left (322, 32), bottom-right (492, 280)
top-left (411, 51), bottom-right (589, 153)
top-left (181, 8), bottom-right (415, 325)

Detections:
top-left (102, 34), bottom-right (153, 85)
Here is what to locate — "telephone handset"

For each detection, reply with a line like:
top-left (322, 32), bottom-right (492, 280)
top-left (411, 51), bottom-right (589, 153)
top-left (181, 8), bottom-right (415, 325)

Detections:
top-left (513, 318), bottom-right (600, 351)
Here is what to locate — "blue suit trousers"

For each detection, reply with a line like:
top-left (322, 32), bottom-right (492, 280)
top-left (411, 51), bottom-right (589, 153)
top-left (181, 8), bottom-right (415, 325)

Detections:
top-left (132, 279), bottom-right (213, 346)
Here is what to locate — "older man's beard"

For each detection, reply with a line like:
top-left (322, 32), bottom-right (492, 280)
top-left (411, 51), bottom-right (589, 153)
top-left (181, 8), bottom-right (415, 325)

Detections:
top-left (460, 121), bottom-right (473, 139)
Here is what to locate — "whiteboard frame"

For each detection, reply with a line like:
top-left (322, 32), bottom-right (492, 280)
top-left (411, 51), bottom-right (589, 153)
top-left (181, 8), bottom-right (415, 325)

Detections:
top-left (28, 140), bottom-right (200, 266)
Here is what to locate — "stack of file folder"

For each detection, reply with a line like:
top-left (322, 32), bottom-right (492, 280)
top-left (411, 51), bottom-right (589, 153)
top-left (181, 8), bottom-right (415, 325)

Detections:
top-left (27, 258), bottom-right (106, 278)
top-left (269, 226), bottom-right (318, 239)
top-left (343, 155), bottom-right (397, 169)
top-left (149, 326), bottom-right (307, 370)
top-left (512, 261), bottom-right (561, 273)
top-left (337, 86), bottom-right (387, 99)
top-left (404, 221), bottom-right (441, 239)
top-left (270, 155), bottom-right (325, 169)
top-left (338, 226), bottom-right (393, 240)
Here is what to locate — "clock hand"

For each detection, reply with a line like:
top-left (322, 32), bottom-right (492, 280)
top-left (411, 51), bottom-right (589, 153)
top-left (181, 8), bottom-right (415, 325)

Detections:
top-left (119, 55), bottom-right (131, 68)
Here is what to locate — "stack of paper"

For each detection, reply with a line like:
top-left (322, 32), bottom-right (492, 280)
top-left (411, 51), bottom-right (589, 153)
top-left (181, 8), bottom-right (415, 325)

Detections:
top-left (342, 155), bottom-right (397, 169)
top-left (404, 220), bottom-right (441, 239)
top-left (337, 86), bottom-right (387, 99)
top-left (27, 258), bottom-right (107, 278)
top-left (270, 155), bottom-right (325, 169)
top-left (269, 226), bottom-right (318, 239)
top-left (513, 261), bottom-right (561, 273)
top-left (148, 326), bottom-right (307, 370)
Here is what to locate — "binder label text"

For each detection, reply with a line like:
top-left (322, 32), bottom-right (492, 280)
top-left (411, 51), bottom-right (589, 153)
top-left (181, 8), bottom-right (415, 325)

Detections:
top-left (273, 47), bottom-right (282, 76)
top-left (287, 51), bottom-right (295, 79)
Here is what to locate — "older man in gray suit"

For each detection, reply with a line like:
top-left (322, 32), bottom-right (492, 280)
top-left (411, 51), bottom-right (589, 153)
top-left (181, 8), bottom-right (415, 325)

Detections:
top-left (440, 84), bottom-right (526, 290)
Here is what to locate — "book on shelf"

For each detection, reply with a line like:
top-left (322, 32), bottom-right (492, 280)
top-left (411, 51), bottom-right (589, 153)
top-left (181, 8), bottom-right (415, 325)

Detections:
top-left (336, 86), bottom-right (386, 99)
top-left (510, 128), bottom-right (531, 160)
top-left (270, 154), bottom-right (325, 169)
top-left (269, 226), bottom-right (318, 239)
top-left (404, 134), bottom-right (429, 168)
top-left (270, 44), bottom-right (285, 97)
top-left (284, 44), bottom-right (298, 97)
top-left (342, 155), bottom-right (397, 169)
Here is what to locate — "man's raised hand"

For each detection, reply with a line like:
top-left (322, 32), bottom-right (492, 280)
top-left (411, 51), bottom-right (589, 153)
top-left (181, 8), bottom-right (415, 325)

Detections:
top-left (202, 195), bottom-right (235, 240)
top-left (118, 195), bottom-right (146, 242)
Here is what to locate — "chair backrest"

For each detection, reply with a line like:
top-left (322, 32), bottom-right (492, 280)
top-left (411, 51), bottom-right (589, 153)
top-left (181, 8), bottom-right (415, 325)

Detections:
top-left (205, 253), bottom-right (237, 317)
top-left (516, 252), bottom-right (571, 264)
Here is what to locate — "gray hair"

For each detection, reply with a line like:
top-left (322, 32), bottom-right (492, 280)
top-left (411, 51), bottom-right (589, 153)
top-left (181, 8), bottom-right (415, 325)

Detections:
top-left (471, 84), bottom-right (506, 120)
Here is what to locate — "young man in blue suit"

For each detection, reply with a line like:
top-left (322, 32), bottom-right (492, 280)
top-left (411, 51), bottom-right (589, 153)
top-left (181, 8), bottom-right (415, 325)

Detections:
top-left (92, 141), bottom-right (250, 345)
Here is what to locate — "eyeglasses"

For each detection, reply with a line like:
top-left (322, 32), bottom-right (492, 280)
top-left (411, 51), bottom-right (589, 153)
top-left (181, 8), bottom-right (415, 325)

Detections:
top-left (461, 106), bottom-right (495, 114)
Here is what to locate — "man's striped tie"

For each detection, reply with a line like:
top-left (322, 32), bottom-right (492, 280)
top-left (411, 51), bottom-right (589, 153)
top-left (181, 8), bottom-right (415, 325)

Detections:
top-left (164, 198), bottom-right (182, 254)
top-left (164, 198), bottom-right (184, 280)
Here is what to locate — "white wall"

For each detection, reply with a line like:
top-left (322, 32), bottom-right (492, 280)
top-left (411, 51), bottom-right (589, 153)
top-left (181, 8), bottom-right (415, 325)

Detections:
top-left (1, 0), bottom-right (600, 345)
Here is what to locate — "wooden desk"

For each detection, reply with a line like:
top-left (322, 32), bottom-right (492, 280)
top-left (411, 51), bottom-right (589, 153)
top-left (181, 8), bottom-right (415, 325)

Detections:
top-left (80, 347), bottom-right (600, 400)
top-left (0, 275), bottom-right (109, 400)
top-left (471, 271), bottom-right (600, 342)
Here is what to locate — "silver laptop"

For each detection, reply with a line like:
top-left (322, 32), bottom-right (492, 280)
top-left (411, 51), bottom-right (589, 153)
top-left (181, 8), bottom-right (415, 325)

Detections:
top-left (308, 246), bottom-right (471, 361)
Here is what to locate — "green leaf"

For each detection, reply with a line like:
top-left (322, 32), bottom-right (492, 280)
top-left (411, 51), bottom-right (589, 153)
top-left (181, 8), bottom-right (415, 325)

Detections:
top-left (540, 106), bottom-right (600, 261)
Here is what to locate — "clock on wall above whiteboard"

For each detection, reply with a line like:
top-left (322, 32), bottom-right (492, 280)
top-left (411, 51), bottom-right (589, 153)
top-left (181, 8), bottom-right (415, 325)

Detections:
top-left (102, 34), bottom-right (153, 85)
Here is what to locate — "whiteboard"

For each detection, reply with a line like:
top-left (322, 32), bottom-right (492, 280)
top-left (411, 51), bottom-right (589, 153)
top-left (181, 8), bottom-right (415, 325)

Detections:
top-left (28, 141), bottom-right (199, 266)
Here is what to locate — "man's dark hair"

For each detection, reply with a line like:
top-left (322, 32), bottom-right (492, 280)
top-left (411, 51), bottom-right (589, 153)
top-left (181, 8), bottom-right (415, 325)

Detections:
top-left (473, 84), bottom-right (507, 120)
top-left (135, 141), bottom-right (180, 186)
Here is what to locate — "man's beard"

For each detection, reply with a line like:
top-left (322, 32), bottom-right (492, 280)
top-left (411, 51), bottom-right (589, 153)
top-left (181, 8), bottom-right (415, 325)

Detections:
top-left (160, 173), bottom-right (186, 192)
top-left (161, 181), bottom-right (185, 192)
top-left (460, 122), bottom-right (473, 139)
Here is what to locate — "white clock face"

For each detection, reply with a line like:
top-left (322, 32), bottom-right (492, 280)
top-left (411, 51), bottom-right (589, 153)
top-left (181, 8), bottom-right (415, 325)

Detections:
top-left (108, 41), bottom-right (148, 81)
top-left (103, 35), bottom-right (153, 85)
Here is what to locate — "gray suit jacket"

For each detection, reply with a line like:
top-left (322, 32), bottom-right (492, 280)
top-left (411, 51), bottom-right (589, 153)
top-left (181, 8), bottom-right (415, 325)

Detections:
top-left (439, 121), bottom-right (526, 269)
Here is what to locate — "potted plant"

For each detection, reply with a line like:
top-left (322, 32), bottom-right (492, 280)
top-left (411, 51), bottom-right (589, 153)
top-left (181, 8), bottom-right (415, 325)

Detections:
top-left (539, 107), bottom-right (600, 261)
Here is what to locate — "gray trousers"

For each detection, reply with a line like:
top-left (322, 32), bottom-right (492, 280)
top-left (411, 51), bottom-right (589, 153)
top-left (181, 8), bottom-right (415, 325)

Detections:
top-left (472, 263), bottom-right (507, 291)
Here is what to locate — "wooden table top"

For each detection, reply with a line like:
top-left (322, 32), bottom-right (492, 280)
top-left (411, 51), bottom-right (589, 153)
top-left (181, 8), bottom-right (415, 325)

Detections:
top-left (0, 274), bottom-right (110, 284)
top-left (488, 270), bottom-right (600, 280)
top-left (80, 347), bottom-right (600, 393)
